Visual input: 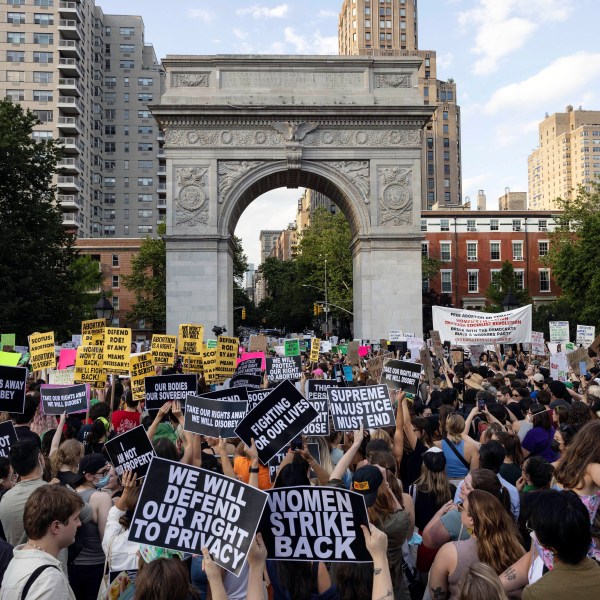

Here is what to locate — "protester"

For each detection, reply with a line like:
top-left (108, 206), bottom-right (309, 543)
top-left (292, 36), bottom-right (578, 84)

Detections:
top-left (111, 388), bottom-right (142, 434)
top-left (458, 562), bottom-right (509, 600)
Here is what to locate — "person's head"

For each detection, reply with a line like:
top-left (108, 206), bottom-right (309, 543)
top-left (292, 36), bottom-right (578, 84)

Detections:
top-left (486, 402), bottom-right (508, 425)
top-left (475, 390), bottom-right (495, 407)
top-left (459, 468), bottom-right (511, 514)
top-left (152, 438), bottom-right (180, 461)
top-left (553, 423), bottom-right (578, 454)
top-left (351, 464), bottom-right (383, 509)
top-left (478, 440), bottom-right (506, 474)
top-left (334, 562), bottom-right (374, 600)
top-left (367, 430), bottom-right (392, 450)
top-left (9, 438), bottom-right (41, 477)
top-left (0, 457), bottom-right (13, 489)
top-left (10, 394), bottom-right (39, 425)
top-left (496, 386), bottom-right (512, 404)
top-left (530, 405), bottom-right (552, 431)
top-left (104, 465), bottom-right (123, 493)
top-left (445, 413), bottom-right (465, 442)
top-left (124, 394), bottom-right (140, 411)
top-left (441, 387), bottom-right (458, 407)
top-left (522, 456), bottom-right (554, 489)
top-left (89, 401), bottom-right (110, 421)
top-left (274, 454), bottom-right (311, 488)
top-left (86, 418), bottom-right (108, 445)
top-left (528, 490), bottom-right (591, 565)
top-left (568, 401), bottom-right (593, 427)
top-left (414, 447), bottom-right (452, 503)
top-left (548, 380), bottom-right (568, 401)
top-left (135, 557), bottom-right (193, 600)
top-left (512, 387), bottom-right (530, 402)
top-left (50, 439), bottom-right (84, 478)
top-left (492, 431), bottom-right (523, 466)
top-left (23, 485), bottom-right (83, 547)
top-left (462, 489), bottom-right (523, 574)
top-left (505, 358), bottom-right (517, 372)
top-left (458, 562), bottom-right (509, 600)
top-left (555, 420), bottom-right (600, 490)
top-left (73, 453), bottom-right (110, 488)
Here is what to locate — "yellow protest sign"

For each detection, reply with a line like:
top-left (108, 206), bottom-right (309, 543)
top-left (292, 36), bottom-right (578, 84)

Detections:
top-left (29, 331), bottom-right (56, 371)
top-left (180, 353), bottom-right (203, 374)
top-left (129, 352), bottom-right (154, 401)
top-left (81, 319), bottom-right (106, 345)
top-left (74, 345), bottom-right (106, 388)
top-left (178, 324), bottom-right (204, 354)
top-left (310, 338), bottom-right (321, 363)
top-left (202, 349), bottom-right (218, 384)
top-left (151, 334), bottom-right (177, 366)
top-left (102, 327), bottom-right (131, 374)
top-left (215, 336), bottom-right (239, 381)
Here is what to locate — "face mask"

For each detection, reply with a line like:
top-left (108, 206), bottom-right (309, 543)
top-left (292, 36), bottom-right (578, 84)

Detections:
top-left (95, 474), bottom-right (110, 489)
top-left (551, 439), bottom-right (561, 453)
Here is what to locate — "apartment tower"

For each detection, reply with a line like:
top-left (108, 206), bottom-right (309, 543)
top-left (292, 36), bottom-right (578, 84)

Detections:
top-left (339, 0), bottom-right (461, 210)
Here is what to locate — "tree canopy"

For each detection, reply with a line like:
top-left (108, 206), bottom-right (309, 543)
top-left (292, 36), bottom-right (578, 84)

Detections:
top-left (484, 260), bottom-right (532, 312)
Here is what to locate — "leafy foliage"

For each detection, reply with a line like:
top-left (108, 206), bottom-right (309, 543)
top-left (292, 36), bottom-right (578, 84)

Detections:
top-left (484, 260), bottom-right (531, 312)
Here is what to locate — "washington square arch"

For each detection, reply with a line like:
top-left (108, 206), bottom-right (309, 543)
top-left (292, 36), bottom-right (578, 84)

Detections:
top-left (152, 55), bottom-right (434, 340)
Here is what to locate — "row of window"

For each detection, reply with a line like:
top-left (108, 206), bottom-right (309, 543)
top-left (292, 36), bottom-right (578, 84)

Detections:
top-left (423, 240), bottom-right (549, 262)
top-left (6, 50), bottom-right (52, 62)
top-left (104, 77), bottom-right (154, 88)
top-left (104, 160), bottom-right (154, 170)
top-left (7, 0), bottom-right (54, 6)
top-left (104, 125), bottom-right (153, 135)
top-left (6, 88), bottom-right (52, 101)
top-left (104, 93), bottom-right (153, 103)
top-left (103, 109), bottom-right (153, 119)
top-left (104, 209), bottom-right (153, 219)
top-left (105, 225), bottom-right (152, 237)
top-left (7, 32), bottom-right (55, 43)
top-left (104, 176), bottom-right (154, 186)
top-left (104, 142), bottom-right (153, 152)
top-left (436, 269), bottom-right (551, 294)
top-left (103, 194), bottom-right (156, 204)
top-left (7, 69), bottom-right (52, 82)
top-left (422, 219), bottom-right (549, 232)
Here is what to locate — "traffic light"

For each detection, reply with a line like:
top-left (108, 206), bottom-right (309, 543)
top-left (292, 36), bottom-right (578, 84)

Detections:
top-left (318, 304), bottom-right (324, 315)
top-left (241, 308), bottom-right (246, 320)
top-left (313, 303), bottom-right (318, 316)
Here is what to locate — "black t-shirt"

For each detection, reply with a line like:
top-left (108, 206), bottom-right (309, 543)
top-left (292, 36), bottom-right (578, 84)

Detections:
top-left (410, 483), bottom-right (457, 531)
top-left (400, 438), bottom-right (426, 492)
top-left (57, 471), bottom-right (79, 487)
top-left (13, 425), bottom-right (41, 448)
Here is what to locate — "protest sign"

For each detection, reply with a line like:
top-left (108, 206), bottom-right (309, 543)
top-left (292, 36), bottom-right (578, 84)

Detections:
top-left (267, 443), bottom-right (321, 483)
top-left (104, 425), bottom-right (155, 479)
top-left (576, 325), bottom-right (596, 347)
top-left (81, 319), bottom-right (106, 345)
top-left (550, 352), bottom-right (569, 382)
top-left (215, 336), bottom-right (239, 382)
top-left (103, 328), bottom-right (131, 374)
top-left (589, 332), bottom-right (600, 357)
top-left (144, 374), bottom-right (197, 411)
top-left (40, 384), bottom-right (88, 415)
top-left (284, 339), bottom-right (300, 357)
top-left (181, 353), bottom-right (203, 374)
top-left (420, 348), bottom-right (435, 384)
top-left (365, 352), bottom-right (393, 383)
top-left (0, 352), bottom-right (20, 367)
top-left (178, 324), bottom-right (204, 355)
top-left (74, 346), bottom-right (105, 388)
top-left (48, 367), bottom-right (75, 386)
top-left (202, 349), bottom-right (218, 385)
top-left (235, 357), bottom-right (262, 378)
top-left (0, 334), bottom-right (15, 351)
top-left (328, 384), bottom-right (395, 431)
top-left (128, 458), bottom-right (267, 576)
top-left (130, 353), bottom-right (154, 401)
top-left (0, 365), bottom-right (27, 413)
top-left (184, 390), bottom-right (248, 438)
top-left (240, 352), bottom-right (266, 371)
top-left (0, 421), bottom-right (17, 458)
top-left (265, 356), bottom-right (303, 382)
top-left (29, 331), bottom-right (55, 371)
top-left (320, 341), bottom-right (332, 353)
top-left (549, 321), bottom-right (570, 344)
top-left (248, 335), bottom-right (268, 353)
top-left (346, 341), bottom-right (360, 366)
top-left (531, 331), bottom-right (545, 355)
top-left (303, 380), bottom-right (336, 436)
top-left (429, 330), bottom-right (445, 363)
top-left (432, 306), bottom-right (532, 344)
top-left (247, 389), bottom-right (270, 412)
top-left (566, 347), bottom-right (594, 375)
top-left (381, 359), bottom-right (421, 394)
top-left (235, 380), bottom-right (319, 465)
top-left (309, 338), bottom-right (321, 363)
top-left (389, 330), bottom-right (403, 342)
top-left (230, 374), bottom-right (262, 390)
top-left (260, 486), bottom-right (370, 562)
top-left (58, 348), bottom-right (77, 370)
top-left (151, 335), bottom-right (177, 366)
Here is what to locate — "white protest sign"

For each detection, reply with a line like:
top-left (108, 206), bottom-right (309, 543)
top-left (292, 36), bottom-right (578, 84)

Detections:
top-left (389, 330), bottom-right (403, 342)
top-left (550, 352), bottom-right (569, 382)
top-left (531, 331), bottom-right (545, 355)
top-left (549, 321), bottom-right (570, 343)
top-left (576, 325), bottom-right (596, 347)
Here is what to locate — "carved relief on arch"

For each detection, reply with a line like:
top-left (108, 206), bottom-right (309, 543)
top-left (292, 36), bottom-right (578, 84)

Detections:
top-left (175, 167), bottom-right (209, 228)
top-left (218, 161), bottom-right (267, 204)
top-left (324, 161), bottom-right (370, 204)
top-left (378, 167), bottom-right (413, 226)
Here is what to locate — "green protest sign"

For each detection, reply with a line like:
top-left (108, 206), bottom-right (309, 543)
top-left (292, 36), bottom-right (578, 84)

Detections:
top-left (0, 334), bottom-right (15, 350)
top-left (206, 339), bottom-right (217, 349)
top-left (339, 344), bottom-right (348, 355)
top-left (284, 339), bottom-right (300, 356)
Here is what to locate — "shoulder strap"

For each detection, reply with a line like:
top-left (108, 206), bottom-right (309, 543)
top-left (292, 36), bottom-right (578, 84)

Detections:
top-left (443, 438), bottom-right (470, 470)
top-left (409, 483), bottom-right (417, 504)
top-left (21, 564), bottom-right (58, 600)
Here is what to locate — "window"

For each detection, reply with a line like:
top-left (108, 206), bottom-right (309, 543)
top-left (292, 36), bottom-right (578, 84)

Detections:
top-left (33, 52), bottom-right (53, 63)
top-left (5, 89), bottom-right (24, 102)
top-left (440, 219), bottom-right (450, 232)
top-left (104, 92), bottom-right (116, 103)
top-left (538, 241), bottom-right (549, 257)
top-left (6, 70), bottom-right (24, 82)
top-left (34, 0), bottom-right (54, 5)
top-left (120, 27), bottom-right (135, 35)
top-left (467, 270), bottom-right (479, 293)
top-left (466, 242), bottom-right (478, 261)
top-left (7, 32), bottom-right (25, 44)
top-left (421, 219), bottom-right (427, 232)
top-left (538, 219), bottom-right (548, 232)
top-left (33, 90), bottom-right (53, 102)
top-left (539, 269), bottom-right (551, 292)
top-left (7, 51), bottom-right (25, 62)
top-left (105, 142), bottom-right (116, 152)
top-left (33, 71), bottom-right (52, 83)
top-left (32, 131), bottom-right (52, 140)
top-left (490, 242), bottom-right (501, 261)
top-left (490, 270), bottom-right (501, 289)
top-left (120, 60), bottom-right (134, 69)
top-left (105, 109), bottom-right (116, 119)
top-left (443, 110), bottom-right (448, 120)
top-left (34, 13), bottom-right (53, 25)
top-left (103, 225), bottom-right (116, 236)
top-left (428, 178), bottom-right (434, 189)
top-left (137, 177), bottom-right (153, 186)
top-left (33, 33), bottom-right (53, 44)
top-left (104, 125), bottom-right (116, 135)
top-left (514, 270), bottom-right (524, 290)
top-left (445, 192), bottom-right (451, 203)
top-left (7, 12), bottom-right (25, 24)
top-left (32, 109), bottom-right (53, 123)
top-left (112, 275), bottom-right (119, 288)
top-left (444, 151), bottom-right (450, 161)
top-left (512, 241), bottom-right (523, 261)
top-left (441, 271), bottom-right (452, 293)
top-left (443, 124), bottom-right (449, 133)
top-left (444, 178), bottom-right (450, 188)
top-left (443, 138), bottom-right (450, 147)
top-left (112, 297), bottom-right (119, 310)
top-left (104, 177), bottom-right (116, 187)
top-left (138, 126), bottom-right (153, 135)
top-left (138, 143), bottom-right (153, 152)
top-left (112, 254), bottom-right (119, 267)
top-left (105, 76), bottom-right (116, 87)
top-left (138, 194), bottom-right (153, 202)
top-left (7, 0), bottom-right (26, 5)
top-left (104, 209), bottom-right (116, 220)
top-left (104, 193), bottom-right (116, 204)
top-left (467, 219), bottom-right (476, 232)
top-left (120, 44), bottom-right (135, 53)
top-left (490, 219), bottom-right (499, 231)
top-left (512, 219), bottom-right (522, 232)
top-left (138, 93), bottom-right (153, 103)
top-left (138, 110), bottom-right (151, 118)
top-left (138, 209), bottom-right (153, 218)
top-left (138, 77), bottom-right (153, 86)
top-left (440, 242), bottom-right (451, 262)
top-left (138, 160), bottom-right (153, 168)
top-left (138, 225), bottom-right (153, 234)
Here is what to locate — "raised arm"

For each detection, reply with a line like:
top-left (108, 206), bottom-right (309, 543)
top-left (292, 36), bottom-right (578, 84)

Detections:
top-left (360, 524), bottom-right (393, 600)
top-left (392, 391), bottom-right (405, 463)
top-left (216, 437), bottom-right (236, 480)
top-left (49, 412), bottom-right (66, 457)
top-left (402, 396), bottom-right (418, 450)
top-left (329, 423), bottom-right (364, 481)
top-left (147, 401), bottom-right (172, 441)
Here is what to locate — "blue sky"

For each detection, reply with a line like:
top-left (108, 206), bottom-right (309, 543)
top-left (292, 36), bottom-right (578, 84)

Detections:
top-left (98, 0), bottom-right (600, 266)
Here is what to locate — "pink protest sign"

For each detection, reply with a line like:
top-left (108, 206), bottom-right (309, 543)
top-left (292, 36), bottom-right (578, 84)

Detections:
top-left (240, 351), bottom-right (266, 371)
top-left (58, 348), bottom-right (77, 370)
top-left (358, 346), bottom-right (371, 358)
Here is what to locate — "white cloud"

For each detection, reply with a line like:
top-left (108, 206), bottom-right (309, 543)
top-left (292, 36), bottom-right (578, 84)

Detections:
top-left (233, 28), bottom-right (248, 40)
top-left (284, 27), bottom-right (337, 55)
top-left (485, 51), bottom-right (600, 114)
top-left (187, 8), bottom-right (215, 22)
top-left (237, 4), bottom-right (289, 19)
top-left (318, 9), bottom-right (338, 18)
top-left (458, 0), bottom-right (574, 74)
top-left (437, 52), bottom-right (454, 70)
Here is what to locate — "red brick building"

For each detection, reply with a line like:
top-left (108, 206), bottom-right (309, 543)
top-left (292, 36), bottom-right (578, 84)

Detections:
top-left (422, 211), bottom-right (561, 309)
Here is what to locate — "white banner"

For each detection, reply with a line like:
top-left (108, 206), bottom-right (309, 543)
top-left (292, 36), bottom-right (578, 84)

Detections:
top-left (576, 325), bottom-right (596, 347)
top-left (432, 305), bottom-right (532, 345)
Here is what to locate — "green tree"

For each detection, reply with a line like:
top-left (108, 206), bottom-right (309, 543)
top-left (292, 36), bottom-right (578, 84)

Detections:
top-left (484, 260), bottom-right (532, 311)
top-left (0, 99), bottom-right (94, 343)
top-left (68, 255), bottom-right (105, 320)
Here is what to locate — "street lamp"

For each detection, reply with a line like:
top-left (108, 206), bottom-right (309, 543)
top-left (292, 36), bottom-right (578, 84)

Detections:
top-left (502, 290), bottom-right (520, 312)
top-left (94, 292), bottom-right (114, 324)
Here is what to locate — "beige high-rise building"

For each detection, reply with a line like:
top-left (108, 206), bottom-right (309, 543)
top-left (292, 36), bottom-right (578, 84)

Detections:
top-left (339, 0), bottom-right (462, 210)
top-left (295, 188), bottom-right (337, 233)
top-left (528, 106), bottom-right (600, 210)
top-left (498, 190), bottom-right (527, 211)
top-left (1, 0), bottom-right (165, 238)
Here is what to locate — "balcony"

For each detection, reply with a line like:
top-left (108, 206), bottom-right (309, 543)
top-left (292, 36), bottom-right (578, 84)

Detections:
top-left (57, 194), bottom-right (83, 210)
top-left (57, 95), bottom-right (83, 114)
top-left (59, 1), bottom-right (83, 22)
top-left (157, 131), bottom-right (165, 142)
top-left (57, 158), bottom-right (82, 174)
top-left (157, 149), bottom-right (165, 159)
top-left (157, 166), bottom-right (166, 177)
top-left (57, 116), bottom-right (81, 135)
top-left (58, 39), bottom-right (81, 59)
top-left (57, 136), bottom-right (83, 153)
top-left (57, 175), bottom-right (82, 192)
top-left (157, 184), bottom-right (166, 195)
top-left (157, 198), bottom-right (167, 208)
top-left (62, 211), bottom-right (82, 227)
top-left (58, 78), bottom-right (83, 97)
top-left (58, 19), bottom-right (82, 40)
top-left (58, 57), bottom-right (82, 78)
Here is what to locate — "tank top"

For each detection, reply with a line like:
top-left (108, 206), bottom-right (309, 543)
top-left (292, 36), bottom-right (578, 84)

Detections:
top-left (74, 488), bottom-right (105, 566)
top-left (447, 537), bottom-right (479, 599)
top-left (442, 439), bottom-right (469, 479)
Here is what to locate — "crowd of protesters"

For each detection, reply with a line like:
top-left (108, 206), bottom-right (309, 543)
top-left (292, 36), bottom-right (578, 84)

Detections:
top-left (0, 341), bottom-right (599, 599)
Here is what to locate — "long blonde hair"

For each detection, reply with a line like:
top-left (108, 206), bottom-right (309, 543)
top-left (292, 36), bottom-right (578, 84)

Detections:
top-left (458, 562), bottom-right (509, 600)
top-left (446, 413), bottom-right (465, 443)
top-left (50, 439), bottom-right (84, 478)
top-left (413, 462), bottom-right (452, 504)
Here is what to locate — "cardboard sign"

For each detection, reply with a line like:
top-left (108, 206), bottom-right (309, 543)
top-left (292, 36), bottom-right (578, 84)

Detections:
top-left (74, 346), bottom-right (105, 388)
top-left (151, 335), bottom-right (177, 366)
top-left (531, 331), bottom-right (545, 355)
top-left (0, 421), bottom-right (18, 458)
top-left (576, 325), bottom-right (596, 347)
top-left (104, 425), bottom-right (155, 479)
top-left (130, 353), bottom-right (155, 401)
top-left (303, 380), bottom-right (336, 436)
top-left (589, 332), bottom-right (600, 357)
top-left (566, 347), bottom-right (594, 374)
top-left (230, 374), bottom-right (262, 390)
top-left (128, 458), bottom-right (268, 576)
top-left (235, 358), bottom-right (262, 378)
top-left (235, 380), bottom-right (319, 465)
top-left (248, 335), bottom-right (268, 353)
top-left (309, 338), bottom-right (321, 363)
top-left (0, 365), bottom-right (28, 413)
top-left (284, 339), bottom-right (300, 357)
top-left (178, 324), bottom-right (204, 355)
top-left (0, 352), bottom-right (20, 367)
top-left (184, 390), bottom-right (248, 438)
top-left (260, 486), bottom-right (370, 562)
top-left (549, 321), bottom-right (570, 344)
top-left (103, 327), bottom-right (131, 374)
top-left (328, 384), bottom-right (395, 431)
top-left (265, 356), bottom-right (303, 382)
top-left (420, 348), bottom-right (435, 385)
top-left (381, 360), bottom-right (421, 394)
top-left (215, 336), bottom-right (239, 382)
top-left (40, 384), bottom-right (89, 415)
top-left (48, 367), bottom-right (75, 386)
top-left (29, 331), bottom-right (55, 371)
top-left (247, 389), bottom-right (270, 412)
top-left (366, 352), bottom-right (393, 383)
top-left (144, 374), bottom-right (197, 410)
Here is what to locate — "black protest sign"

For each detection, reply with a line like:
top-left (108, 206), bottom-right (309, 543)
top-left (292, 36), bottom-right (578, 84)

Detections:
top-left (267, 442), bottom-right (321, 483)
top-left (0, 365), bottom-right (27, 414)
top-left (104, 425), bottom-right (155, 479)
top-left (265, 356), bottom-right (303, 382)
top-left (327, 384), bottom-right (395, 431)
top-left (144, 374), bottom-right (197, 410)
top-left (381, 359), bottom-right (422, 394)
top-left (40, 384), bottom-right (88, 415)
top-left (0, 421), bottom-right (18, 458)
top-left (260, 486), bottom-right (370, 562)
top-left (247, 389), bottom-right (270, 412)
top-left (184, 390), bottom-right (248, 438)
top-left (230, 374), bottom-right (262, 390)
top-left (128, 458), bottom-right (268, 576)
top-left (235, 358), bottom-right (262, 377)
top-left (303, 380), bottom-right (337, 436)
top-left (235, 380), bottom-right (319, 465)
